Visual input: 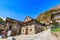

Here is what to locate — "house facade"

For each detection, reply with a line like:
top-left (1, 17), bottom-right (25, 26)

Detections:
top-left (51, 11), bottom-right (60, 23)
top-left (21, 16), bottom-right (44, 35)
top-left (5, 17), bottom-right (22, 34)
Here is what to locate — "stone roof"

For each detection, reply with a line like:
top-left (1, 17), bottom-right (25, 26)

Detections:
top-left (6, 17), bottom-right (23, 23)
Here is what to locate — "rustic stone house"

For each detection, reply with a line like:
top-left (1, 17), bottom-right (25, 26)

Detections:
top-left (51, 11), bottom-right (60, 23)
top-left (0, 16), bottom-right (45, 35)
top-left (5, 17), bottom-right (22, 35)
top-left (21, 16), bottom-right (44, 35)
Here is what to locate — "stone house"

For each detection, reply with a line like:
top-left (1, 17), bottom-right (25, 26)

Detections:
top-left (51, 11), bottom-right (60, 23)
top-left (4, 17), bottom-right (22, 35)
top-left (0, 16), bottom-right (45, 35)
top-left (21, 16), bottom-right (44, 35)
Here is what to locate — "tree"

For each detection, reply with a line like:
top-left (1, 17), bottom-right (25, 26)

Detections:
top-left (0, 17), bottom-right (4, 24)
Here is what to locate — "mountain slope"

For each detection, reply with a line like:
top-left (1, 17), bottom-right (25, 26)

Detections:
top-left (36, 5), bottom-right (60, 24)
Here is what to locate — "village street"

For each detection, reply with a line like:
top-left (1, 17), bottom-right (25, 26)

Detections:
top-left (0, 29), bottom-right (60, 40)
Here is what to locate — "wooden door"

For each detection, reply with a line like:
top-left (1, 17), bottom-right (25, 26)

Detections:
top-left (25, 27), bottom-right (28, 35)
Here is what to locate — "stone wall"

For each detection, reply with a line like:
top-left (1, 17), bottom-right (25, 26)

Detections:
top-left (21, 24), bottom-right (35, 35)
top-left (34, 22), bottom-right (44, 33)
top-left (0, 24), bottom-right (4, 30)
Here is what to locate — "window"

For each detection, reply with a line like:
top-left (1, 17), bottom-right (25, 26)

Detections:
top-left (30, 29), bottom-right (32, 31)
top-left (23, 30), bottom-right (24, 32)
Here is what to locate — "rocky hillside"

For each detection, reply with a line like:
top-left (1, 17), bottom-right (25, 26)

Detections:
top-left (36, 5), bottom-right (60, 24)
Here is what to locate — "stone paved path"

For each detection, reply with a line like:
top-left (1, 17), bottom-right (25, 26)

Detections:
top-left (0, 29), bottom-right (59, 40)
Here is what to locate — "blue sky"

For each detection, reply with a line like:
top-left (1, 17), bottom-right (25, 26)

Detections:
top-left (0, 0), bottom-right (60, 21)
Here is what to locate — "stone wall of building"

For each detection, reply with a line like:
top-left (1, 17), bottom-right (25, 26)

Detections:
top-left (34, 22), bottom-right (44, 33)
top-left (54, 13), bottom-right (60, 19)
top-left (21, 24), bottom-right (35, 35)
top-left (0, 24), bottom-right (4, 30)
top-left (5, 22), bottom-right (17, 30)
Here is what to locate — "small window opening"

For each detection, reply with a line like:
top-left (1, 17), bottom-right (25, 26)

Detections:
top-left (23, 30), bottom-right (24, 32)
top-left (30, 29), bottom-right (32, 31)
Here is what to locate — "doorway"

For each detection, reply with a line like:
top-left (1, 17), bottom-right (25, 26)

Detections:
top-left (9, 25), bottom-right (12, 30)
top-left (25, 27), bottom-right (28, 35)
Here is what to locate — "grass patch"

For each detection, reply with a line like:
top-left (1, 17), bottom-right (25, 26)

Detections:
top-left (51, 28), bottom-right (60, 32)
